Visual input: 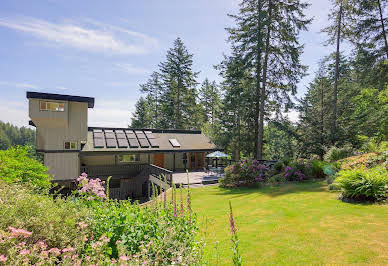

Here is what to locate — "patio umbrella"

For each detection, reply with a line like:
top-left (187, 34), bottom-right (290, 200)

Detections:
top-left (206, 151), bottom-right (228, 167)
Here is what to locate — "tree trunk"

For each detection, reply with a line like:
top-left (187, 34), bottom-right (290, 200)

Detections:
top-left (320, 80), bottom-right (324, 161)
top-left (377, 0), bottom-right (388, 59)
top-left (257, 0), bottom-right (272, 160)
top-left (236, 111), bottom-right (241, 162)
top-left (331, 3), bottom-right (342, 145)
top-left (255, 0), bottom-right (263, 159)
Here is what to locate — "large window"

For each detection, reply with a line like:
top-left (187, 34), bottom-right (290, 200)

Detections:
top-left (64, 141), bottom-right (77, 150)
top-left (40, 101), bottom-right (65, 112)
top-left (118, 154), bottom-right (140, 163)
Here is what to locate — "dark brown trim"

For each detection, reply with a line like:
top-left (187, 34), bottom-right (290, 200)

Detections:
top-left (37, 149), bottom-right (80, 153)
top-left (27, 91), bottom-right (95, 108)
top-left (88, 126), bottom-right (202, 134)
top-left (79, 148), bottom-right (221, 156)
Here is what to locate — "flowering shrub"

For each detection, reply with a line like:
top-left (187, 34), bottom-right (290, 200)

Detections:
top-left (76, 173), bottom-right (106, 200)
top-left (221, 160), bottom-right (269, 187)
top-left (88, 184), bottom-right (202, 264)
top-left (239, 159), bottom-right (269, 184)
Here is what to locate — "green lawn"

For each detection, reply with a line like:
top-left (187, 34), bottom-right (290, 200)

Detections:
top-left (190, 181), bottom-right (388, 265)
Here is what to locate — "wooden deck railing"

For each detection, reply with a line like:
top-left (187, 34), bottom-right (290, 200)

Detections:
top-left (80, 163), bottom-right (148, 178)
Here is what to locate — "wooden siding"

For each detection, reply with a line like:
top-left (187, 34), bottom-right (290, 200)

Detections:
top-left (29, 99), bottom-right (88, 150)
top-left (44, 152), bottom-right (79, 180)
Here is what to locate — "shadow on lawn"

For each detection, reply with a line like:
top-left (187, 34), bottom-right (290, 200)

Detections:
top-left (213, 181), bottom-right (328, 198)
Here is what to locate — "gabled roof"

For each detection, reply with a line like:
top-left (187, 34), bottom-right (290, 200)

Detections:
top-left (81, 127), bottom-right (218, 154)
top-left (26, 91), bottom-right (95, 108)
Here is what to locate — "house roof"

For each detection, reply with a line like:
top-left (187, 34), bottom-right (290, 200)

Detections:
top-left (80, 127), bottom-right (218, 154)
top-left (26, 91), bottom-right (95, 108)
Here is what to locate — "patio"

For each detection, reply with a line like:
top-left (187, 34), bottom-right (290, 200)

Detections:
top-left (172, 170), bottom-right (224, 186)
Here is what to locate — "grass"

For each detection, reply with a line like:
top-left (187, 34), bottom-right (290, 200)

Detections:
top-left (189, 181), bottom-right (388, 265)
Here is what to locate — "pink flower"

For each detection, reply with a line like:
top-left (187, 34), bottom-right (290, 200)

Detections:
top-left (99, 235), bottom-right (110, 243)
top-left (37, 241), bottom-right (47, 250)
top-left (78, 221), bottom-right (88, 229)
top-left (62, 247), bottom-right (75, 253)
top-left (119, 255), bottom-right (130, 261)
top-left (91, 242), bottom-right (102, 249)
top-left (40, 250), bottom-right (48, 258)
top-left (112, 259), bottom-right (117, 263)
top-left (0, 255), bottom-right (7, 262)
top-left (20, 249), bottom-right (30, 255)
top-left (48, 248), bottom-right (61, 256)
top-left (8, 227), bottom-right (32, 238)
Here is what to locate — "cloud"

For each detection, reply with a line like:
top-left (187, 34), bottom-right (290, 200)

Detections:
top-left (0, 81), bottom-right (38, 89)
top-left (115, 63), bottom-right (150, 75)
top-left (0, 16), bottom-right (158, 55)
top-left (0, 99), bottom-right (30, 127)
top-left (88, 100), bottom-right (137, 128)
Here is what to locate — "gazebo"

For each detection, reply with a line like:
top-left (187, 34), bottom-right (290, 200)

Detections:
top-left (206, 151), bottom-right (228, 168)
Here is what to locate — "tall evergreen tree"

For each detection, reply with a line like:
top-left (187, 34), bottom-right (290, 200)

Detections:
top-left (159, 38), bottom-right (200, 129)
top-left (226, 0), bottom-right (311, 159)
top-left (199, 78), bottom-right (221, 127)
top-left (130, 97), bottom-right (152, 128)
top-left (139, 72), bottom-right (164, 128)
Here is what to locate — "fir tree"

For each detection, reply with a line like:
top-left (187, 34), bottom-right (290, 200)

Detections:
top-left (159, 38), bottom-right (200, 129)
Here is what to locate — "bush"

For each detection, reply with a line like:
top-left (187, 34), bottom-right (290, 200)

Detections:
top-left (311, 161), bottom-right (325, 179)
top-left (335, 167), bottom-right (388, 202)
top-left (0, 146), bottom-right (51, 192)
top-left (328, 183), bottom-right (340, 191)
top-left (0, 182), bottom-right (93, 249)
top-left (324, 145), bottom-right (353, 162)
top-left (267, 173), bottom-right (285, 184)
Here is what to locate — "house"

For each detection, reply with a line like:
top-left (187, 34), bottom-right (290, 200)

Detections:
top-left (27, 91), bottom-right (218, 200)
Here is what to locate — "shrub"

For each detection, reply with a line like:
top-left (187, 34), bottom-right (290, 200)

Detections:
top-left (0, 182), bottom-right (93, 249)
top-left (311, 160), bottom-right (325, 179)
top-left (328, 183), bottom-right (340, 191)
top-left (0, 146), bottom-right (51, 192)
top-left (324, 145), bottom-right (353, 162)
top-left (335, 167), bottom-right (388, 202)
top-left (273, 161), bottom-right (284, 173)
top-left (267, 173), bottom-right (285, 184)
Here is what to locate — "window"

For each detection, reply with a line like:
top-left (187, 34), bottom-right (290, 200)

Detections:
top-left (64, 141), bottom-right (77, 150)
top-left (40, 101), bottom-right (65, 112)
top-left (118, 154), bottom-right (140, 163)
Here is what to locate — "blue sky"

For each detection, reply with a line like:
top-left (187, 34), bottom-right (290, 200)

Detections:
top-left (0, 0), bottom-right (341, 127)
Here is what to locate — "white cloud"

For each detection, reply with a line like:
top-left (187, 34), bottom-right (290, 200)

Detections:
top-left (0, 99), bottom-right (30, 127)
top-left (0, 81), bottom-right (38, 89)
top-left (88, 100), bottom-right (137, 128)
top-left (0, 16), bottom-right (158, 55)
top-left (115, 63), bottom-right (150, 75)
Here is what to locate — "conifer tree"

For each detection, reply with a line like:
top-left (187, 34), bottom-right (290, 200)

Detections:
top-left (159, 38), bottom-right (200, 129)
top-left (226, 0), bottom-right (310, 159)
top-left (139, 72), bottom-right (163, 128)
top-left (130, 97), bottom-right (152, 128)
top-left (199, 78), bottom-right (221, 127)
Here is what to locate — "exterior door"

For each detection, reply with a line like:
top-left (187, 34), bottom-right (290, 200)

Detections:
top-left (189, 152), bottom-right (205, 169)
top-left (154, 153), bottom-right (164, 168)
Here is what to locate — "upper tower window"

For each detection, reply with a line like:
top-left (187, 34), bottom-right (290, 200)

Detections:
top-left (40, 101), bottom-right (65, 112)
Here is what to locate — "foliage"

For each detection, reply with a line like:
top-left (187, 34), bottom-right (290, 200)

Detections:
top-left (1, 170), bottom-right (203, 265)
top-left (0, 182), bottom-right (93, 250)
top-left (335, 166), bottom-right (388, 202)
top-left (0, 146), bottom-right (51, 192)
top-left (0, 121), bottom-right (35, 150)
top-left (229, 201), bottom-right (242, 266)
top-left (324, 145), bottom-right (353, 162)
top-left (131, 38), bottom-right (203, 130)
top-left (338, 152), bottom-right (388, 170)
